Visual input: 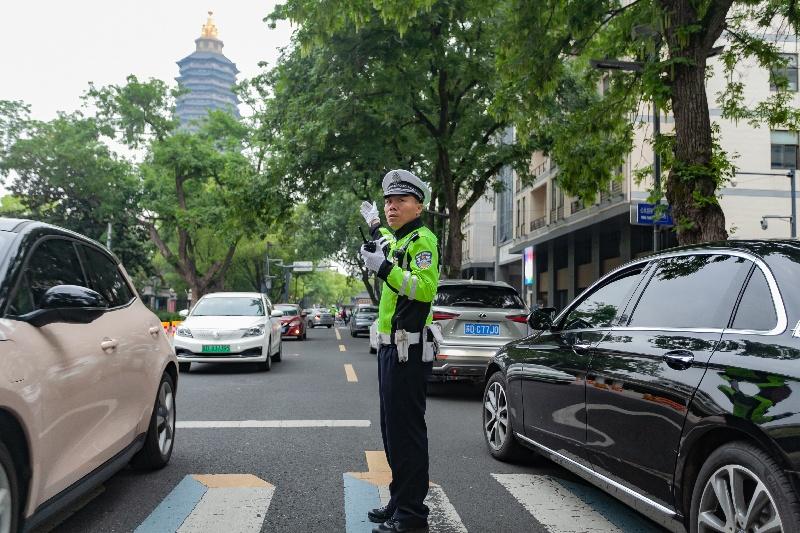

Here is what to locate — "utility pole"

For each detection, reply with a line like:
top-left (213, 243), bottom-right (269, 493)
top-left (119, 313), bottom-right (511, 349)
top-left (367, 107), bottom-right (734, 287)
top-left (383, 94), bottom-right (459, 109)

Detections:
top-left (106, 221), bottom-right (112, 250)
top-left (791, 168), bottom-right (797, 239)
top-left (652, 103), bottom-right (661, 252)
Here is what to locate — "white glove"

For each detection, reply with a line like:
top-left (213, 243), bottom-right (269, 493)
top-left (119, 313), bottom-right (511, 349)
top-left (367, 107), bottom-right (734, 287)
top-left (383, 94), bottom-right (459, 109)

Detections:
top-left (360, 243), bottom-right (386, 272)
top-left (360, 201), bottom-right (380, 227)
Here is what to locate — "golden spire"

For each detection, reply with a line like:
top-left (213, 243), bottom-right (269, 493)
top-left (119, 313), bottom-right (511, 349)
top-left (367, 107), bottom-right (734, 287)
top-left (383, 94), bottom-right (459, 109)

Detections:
top-left (201, 11), bottom-right (219, 39)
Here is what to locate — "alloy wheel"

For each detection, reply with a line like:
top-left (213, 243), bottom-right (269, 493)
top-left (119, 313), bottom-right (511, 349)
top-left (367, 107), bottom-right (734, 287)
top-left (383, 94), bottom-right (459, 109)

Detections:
top-left (0, 460), bottom-right (11, 533)
top-left (484, 381), bottom-right (509, 450)
top-left (697, 464), bottom-right (782, 533)
top-left (156, 380), bottom-right (175, 456)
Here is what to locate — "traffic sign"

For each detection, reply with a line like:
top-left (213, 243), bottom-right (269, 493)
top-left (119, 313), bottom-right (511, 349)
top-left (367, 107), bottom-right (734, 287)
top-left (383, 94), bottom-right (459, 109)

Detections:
top-left (292, 261), bottom-right (313, 272)
top-left (630, 202), bottom-right (673, 226)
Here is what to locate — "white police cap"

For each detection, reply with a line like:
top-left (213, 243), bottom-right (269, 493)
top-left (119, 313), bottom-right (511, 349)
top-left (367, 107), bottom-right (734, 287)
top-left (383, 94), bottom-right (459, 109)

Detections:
top-left (382, 169), bottom-right (430, 206)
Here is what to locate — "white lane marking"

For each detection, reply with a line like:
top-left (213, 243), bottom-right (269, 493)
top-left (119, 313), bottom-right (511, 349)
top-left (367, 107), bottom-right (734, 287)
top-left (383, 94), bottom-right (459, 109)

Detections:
top-left (339, 344), bottom-right (346, 352)
top-left (492, 473), bottom-right (623, 532)
top-left (177, 486), bottom-right (274, 532)
top-left (335, 329), bottom-right (342, 340)
top-left (376, 483), bottom-right (467, 532)
top-left (344, 364), bottom-right (358, 382)
top-left (178, 420), bottom-right (371, 428)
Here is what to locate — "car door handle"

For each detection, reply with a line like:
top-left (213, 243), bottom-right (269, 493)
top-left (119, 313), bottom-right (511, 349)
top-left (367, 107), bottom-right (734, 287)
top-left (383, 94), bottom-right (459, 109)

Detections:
top-left (149, 326), bottom-right (161, 336)
top-left (100, 338), bottom-right (119, 351)
top-left (663, 350), bottom-right (694, 370)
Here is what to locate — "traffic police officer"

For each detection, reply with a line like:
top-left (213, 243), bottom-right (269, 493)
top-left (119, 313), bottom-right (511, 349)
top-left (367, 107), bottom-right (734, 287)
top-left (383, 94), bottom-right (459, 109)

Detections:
top-left (359, 169), bottom-right (439, 533)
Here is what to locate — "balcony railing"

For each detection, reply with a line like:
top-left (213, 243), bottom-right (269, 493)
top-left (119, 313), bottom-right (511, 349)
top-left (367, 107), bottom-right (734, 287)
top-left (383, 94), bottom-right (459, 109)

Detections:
top-left (530, 216), bottom-right (546, 231)
top-left (531, 159), bottom-right (552, 178)
top-left (550, 207), bottom-right (564, 223)
top-left (571, 200), bottom-right (584, 213)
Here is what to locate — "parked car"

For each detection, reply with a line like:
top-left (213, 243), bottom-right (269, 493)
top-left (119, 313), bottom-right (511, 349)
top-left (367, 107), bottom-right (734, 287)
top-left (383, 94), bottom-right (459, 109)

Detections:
top-left (307, 308), bottom-right (334, 328)
top-left (174, 292), bottom-right (283, 371)
top-left (275, 303), bottom-right (307, 340)
top-left (0, 218), bottom-right (178, 532)
top-left (483, 240), bottom-right (800, 533)
top-left (430, 280), bottom-right (529, 383)
top-left (350, 304), bottom-right (378, 337)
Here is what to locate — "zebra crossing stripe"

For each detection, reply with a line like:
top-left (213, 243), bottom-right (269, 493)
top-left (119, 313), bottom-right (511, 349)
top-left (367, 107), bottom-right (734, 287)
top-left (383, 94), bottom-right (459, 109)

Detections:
top-left (344, 451), bottom-right (466, 533)
top-left (491, 473), bottom-right (656, 533)
top-left (135, 474), bottom-right (275, 533)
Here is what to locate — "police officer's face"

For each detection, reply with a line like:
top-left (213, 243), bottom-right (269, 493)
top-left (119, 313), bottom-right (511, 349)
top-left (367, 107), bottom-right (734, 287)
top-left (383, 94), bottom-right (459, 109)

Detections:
top-left (384, 195), bottom-right (423, 229)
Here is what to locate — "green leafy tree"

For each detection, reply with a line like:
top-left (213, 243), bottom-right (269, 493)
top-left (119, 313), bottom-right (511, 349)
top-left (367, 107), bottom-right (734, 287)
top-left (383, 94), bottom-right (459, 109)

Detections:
top-left (273, 0), bottom-right (800, 245)
top-left (262, 1), bottom-right (533, 276)
top-left (0, 110), bottom-right (152, 275)
top-left (89, 77), bottom-right (287, 299)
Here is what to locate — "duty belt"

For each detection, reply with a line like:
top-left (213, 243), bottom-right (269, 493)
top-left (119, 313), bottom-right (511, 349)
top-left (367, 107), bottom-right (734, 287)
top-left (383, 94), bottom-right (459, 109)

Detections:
top-left (377, 332), bottom-right (421, 345)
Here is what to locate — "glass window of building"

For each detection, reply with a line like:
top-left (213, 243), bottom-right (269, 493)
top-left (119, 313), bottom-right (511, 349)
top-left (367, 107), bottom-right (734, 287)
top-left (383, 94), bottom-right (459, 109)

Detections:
top-left (771, 131), bottom-right (798, 170)
top-left (770, 53), bottom-right (798, 92)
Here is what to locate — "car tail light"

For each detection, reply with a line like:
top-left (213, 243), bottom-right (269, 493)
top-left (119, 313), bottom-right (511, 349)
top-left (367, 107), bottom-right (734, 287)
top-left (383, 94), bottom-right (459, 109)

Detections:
top-left (433, 311), bottom-right (459, 321)
top-left (506, 314), bottom-right (528, 324)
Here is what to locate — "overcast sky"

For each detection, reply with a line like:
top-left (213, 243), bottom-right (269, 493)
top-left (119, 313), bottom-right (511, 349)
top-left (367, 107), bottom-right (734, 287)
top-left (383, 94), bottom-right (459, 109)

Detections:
top-left (1, 1), bottom-right (294, 120)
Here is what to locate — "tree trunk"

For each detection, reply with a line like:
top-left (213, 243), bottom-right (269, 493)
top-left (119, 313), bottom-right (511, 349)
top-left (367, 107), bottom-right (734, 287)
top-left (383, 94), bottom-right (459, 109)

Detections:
top-left (663, 0), bottom-right (729, 245)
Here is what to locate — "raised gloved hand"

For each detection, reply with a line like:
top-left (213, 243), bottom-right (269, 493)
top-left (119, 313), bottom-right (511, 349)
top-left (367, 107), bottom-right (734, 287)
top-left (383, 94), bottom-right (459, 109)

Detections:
top-left (360, 201), bottom-right (380, 228)
top-left (360, 242), bottom-right (386, 272)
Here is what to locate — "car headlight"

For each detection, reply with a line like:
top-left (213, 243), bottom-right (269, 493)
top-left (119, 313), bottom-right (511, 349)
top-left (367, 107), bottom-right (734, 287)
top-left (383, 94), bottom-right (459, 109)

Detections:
top-left (243, 324), bottom-right (265, 337)
top-left (175, 326), bottom-right (193, 338)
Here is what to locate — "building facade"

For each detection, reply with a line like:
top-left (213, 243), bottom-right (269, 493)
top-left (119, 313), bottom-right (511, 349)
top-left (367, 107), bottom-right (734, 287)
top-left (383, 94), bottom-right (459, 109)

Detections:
top-left (463, 33), bottom-right (799, 311)
top-left (175, 12), bottom-right (240, 128)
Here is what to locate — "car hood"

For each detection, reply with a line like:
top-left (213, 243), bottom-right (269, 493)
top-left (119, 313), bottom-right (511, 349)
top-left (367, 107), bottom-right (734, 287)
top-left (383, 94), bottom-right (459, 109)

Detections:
top-left (182, 316), bottom-right (266, 329)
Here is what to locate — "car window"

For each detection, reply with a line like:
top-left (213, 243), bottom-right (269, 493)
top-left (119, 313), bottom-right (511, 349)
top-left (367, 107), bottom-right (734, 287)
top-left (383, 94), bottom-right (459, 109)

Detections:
top-left (280, 308), bottom-right (299, 316)
top-left (358, 306), bottom-right (378, 314)
top-left (434, 285), bottom-right (524, 309)
top-left (732, 267), bottom-right (777, 331)
top-left (562, 267), bottom-right (644, 331)
top-left (8, 238), bottom-right (86, 315)
top-left (628, 254), bottom-right (750, 329)
top-left (192, 297), bottom-right (265, 316)
top-left (80, 245), bottom-right (133, 308)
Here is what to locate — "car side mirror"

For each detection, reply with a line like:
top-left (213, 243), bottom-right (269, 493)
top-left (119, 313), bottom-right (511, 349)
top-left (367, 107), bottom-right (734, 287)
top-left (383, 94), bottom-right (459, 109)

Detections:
top-left (270, 310), bottom-right (284, 318)
top-left (528, 307), bottom-right (556, 331)
top-left (21, 285), bottom-right (108, 327)
top-left (178, 309), bottom-right (189, 318)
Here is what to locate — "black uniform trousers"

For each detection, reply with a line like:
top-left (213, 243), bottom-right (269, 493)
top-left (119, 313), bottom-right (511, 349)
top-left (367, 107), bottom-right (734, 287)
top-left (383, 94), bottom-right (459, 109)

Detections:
top-left (377, 342), bottom-right (432, 525)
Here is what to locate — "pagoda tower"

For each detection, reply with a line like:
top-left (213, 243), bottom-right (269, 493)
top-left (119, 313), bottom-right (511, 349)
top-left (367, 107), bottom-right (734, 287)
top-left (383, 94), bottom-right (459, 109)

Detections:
top-left (175, 11), bottom-right (240, 127)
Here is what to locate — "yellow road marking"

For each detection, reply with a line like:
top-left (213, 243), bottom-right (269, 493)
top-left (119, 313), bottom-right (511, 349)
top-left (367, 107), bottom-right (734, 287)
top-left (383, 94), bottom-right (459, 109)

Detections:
top-left (348, 451), bottom-right (434, 487)
top-left (335, 329), bottom-right (341, 340)
top-left (193, 474), bottom-right (274, 489)
top-left (339, 344), bottom-right (346, 352)
top-left (344, 364), bottom-right (358, 382)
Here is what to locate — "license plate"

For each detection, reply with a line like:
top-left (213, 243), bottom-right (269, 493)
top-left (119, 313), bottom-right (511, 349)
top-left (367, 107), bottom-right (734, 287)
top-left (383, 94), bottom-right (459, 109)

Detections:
top-left (202, 344), bottom-right (231, 353)
top-left (464, 323), bottom-right (500, 336)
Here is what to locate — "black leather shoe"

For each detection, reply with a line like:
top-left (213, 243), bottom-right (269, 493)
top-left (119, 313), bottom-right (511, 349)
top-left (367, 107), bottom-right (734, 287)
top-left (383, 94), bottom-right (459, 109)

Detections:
top-left (367, 504), bottom-right (395, 523)
top-left (372, 518), bottom-right (429, 533)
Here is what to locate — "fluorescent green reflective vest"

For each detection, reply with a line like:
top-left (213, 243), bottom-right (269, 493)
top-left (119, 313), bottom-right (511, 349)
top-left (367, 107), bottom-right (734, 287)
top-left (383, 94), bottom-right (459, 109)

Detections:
top-left (371, 218), bottom-right (439, 336)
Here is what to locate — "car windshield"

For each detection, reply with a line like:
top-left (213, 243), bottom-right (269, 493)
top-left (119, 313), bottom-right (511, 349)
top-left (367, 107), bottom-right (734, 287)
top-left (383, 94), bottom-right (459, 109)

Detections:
top-left (192, 297), bottom-right (264, 316)
top-left (278, 308), bottom-right (298, 316)
top-left (434, 285), bottom-right (525, 309)
top-left (358, 306), bottom-right (378, 314)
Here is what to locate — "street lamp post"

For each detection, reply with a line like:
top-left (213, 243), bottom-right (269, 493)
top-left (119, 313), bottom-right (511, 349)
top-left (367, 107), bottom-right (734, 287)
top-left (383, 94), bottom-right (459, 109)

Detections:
top-left (590, 58), bottom-right (661, 251)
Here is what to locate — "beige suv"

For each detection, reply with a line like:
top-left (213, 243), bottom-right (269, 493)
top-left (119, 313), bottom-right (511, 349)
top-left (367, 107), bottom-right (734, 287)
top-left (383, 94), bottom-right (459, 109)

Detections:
top-left (0, 219), bottom-right (178, 532)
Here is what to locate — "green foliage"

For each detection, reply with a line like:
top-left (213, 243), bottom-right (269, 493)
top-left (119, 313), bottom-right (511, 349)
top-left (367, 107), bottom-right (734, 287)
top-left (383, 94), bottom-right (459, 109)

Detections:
top-left (262, 0), bottom-right (534, 275)
top-left (155, 310), bottom-right (183, 323)
top-left (0, 110), bottom-right (153, 275)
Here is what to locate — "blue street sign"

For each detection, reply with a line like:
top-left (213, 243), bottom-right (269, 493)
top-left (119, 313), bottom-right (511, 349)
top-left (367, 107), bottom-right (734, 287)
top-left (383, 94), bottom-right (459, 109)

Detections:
top-left (633, 203), bottom-right (673, 226)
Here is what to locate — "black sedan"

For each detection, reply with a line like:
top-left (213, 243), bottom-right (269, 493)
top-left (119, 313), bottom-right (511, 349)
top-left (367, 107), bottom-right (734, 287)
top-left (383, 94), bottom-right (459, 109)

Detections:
top-left (483, 240), bottom-right (800, 533)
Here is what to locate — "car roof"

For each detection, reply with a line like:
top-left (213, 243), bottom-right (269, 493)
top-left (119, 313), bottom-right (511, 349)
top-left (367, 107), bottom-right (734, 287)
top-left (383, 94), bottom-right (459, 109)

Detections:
top-left (202, 292), bottom-right (263, 298)
top-left (275, 303), bottom-right (300, 307)
top-left (438, 279), bottom-right (514, 288)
